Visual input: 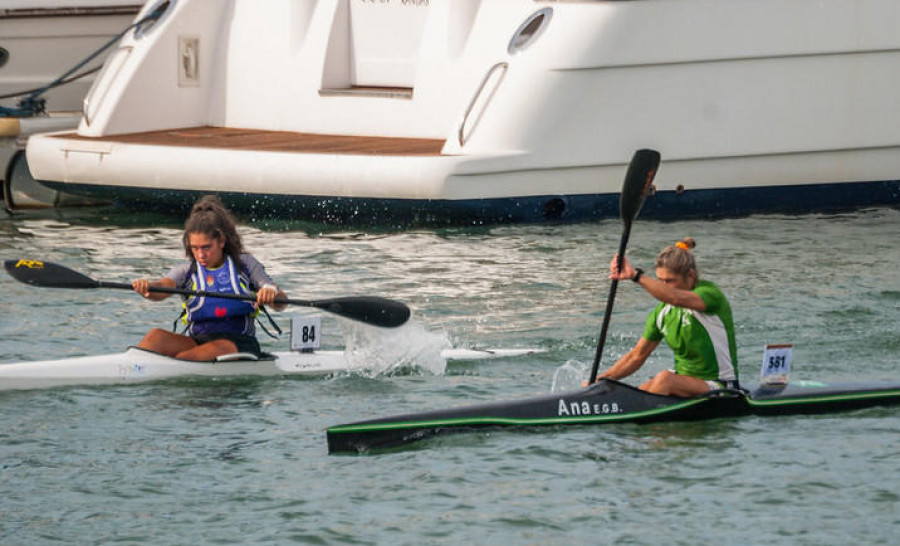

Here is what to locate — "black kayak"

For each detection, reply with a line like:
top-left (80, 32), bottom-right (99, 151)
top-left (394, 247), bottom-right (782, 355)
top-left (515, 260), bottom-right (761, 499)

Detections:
top-left (326, 378), bottom-right (900, 454)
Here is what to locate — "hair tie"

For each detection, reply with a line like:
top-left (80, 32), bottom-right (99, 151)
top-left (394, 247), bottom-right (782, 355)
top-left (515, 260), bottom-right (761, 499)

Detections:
top-left (675, 241), bottom-right (689, 250)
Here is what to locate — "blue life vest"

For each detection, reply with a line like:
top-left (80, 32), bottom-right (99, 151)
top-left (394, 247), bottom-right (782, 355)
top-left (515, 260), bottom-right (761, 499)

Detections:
top-left (184, 256), bottom-right (257, 336)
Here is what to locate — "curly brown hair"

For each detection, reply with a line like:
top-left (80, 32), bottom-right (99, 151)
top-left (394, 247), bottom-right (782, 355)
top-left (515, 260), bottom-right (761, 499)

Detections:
top-left (182, 195), bottom-right (244, 262)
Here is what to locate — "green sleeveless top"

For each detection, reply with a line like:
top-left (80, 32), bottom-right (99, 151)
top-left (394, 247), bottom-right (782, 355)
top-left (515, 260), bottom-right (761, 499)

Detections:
top-left (642, 279), bottom-right (738, 382)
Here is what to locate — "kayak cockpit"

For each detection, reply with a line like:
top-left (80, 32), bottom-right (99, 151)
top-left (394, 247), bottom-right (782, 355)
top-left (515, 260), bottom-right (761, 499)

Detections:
top-left (214, 352), bottom-right (276, 363)
top-left (121, 346), bottom-right (275, 363)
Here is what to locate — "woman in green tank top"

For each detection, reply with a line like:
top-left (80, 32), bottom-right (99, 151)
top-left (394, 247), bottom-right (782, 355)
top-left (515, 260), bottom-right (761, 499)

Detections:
top-left (595, 238), bottom-right (739, 397)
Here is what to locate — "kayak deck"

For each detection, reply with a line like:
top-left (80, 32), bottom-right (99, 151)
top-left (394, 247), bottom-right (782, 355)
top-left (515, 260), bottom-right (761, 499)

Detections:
top-left (0, 346), bottom-right (544, 392)
top-left (326, 379), bottom-right (900, 454)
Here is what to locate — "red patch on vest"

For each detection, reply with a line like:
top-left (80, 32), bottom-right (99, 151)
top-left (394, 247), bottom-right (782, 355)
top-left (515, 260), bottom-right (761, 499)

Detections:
top-left (215, 307), bottom-right (228, 318)
top-left (207, 275), bottom-right (215, 285)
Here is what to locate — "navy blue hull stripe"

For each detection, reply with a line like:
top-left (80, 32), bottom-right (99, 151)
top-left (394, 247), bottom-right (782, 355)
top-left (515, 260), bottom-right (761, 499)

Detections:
top-left (38, 179), bottom-right (900, 225)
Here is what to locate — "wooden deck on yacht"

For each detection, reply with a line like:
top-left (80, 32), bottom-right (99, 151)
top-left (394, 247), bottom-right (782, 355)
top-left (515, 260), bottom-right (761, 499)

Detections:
top-left (57, 126), bottom-right (447, 156)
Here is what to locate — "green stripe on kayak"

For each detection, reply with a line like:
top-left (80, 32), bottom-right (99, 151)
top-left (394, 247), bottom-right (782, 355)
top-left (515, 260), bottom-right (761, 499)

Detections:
top-left (747, 389), bottom-right (900, 408)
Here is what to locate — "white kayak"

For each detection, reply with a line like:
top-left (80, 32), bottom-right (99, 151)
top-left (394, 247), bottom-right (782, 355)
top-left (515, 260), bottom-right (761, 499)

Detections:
top-left (0, 346), bottom-right (545, 392)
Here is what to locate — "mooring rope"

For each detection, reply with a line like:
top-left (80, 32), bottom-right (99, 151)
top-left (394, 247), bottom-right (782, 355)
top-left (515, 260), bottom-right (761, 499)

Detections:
top-left (0, 3), bottom-right (168, 118)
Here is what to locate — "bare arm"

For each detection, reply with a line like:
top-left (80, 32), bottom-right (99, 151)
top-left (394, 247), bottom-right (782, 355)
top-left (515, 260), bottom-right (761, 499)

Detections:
top-left (610, 254), bottom-right (707, 311)
top-left (132, 277), bottom-right (177, 301)
top-left (242, 254), bottom-right (287, 311)
top-left (256, 285), bottom-right (288, 311)
top-left (598, 336), bottom-right (660, 381)
top-left (635, 274), bottom-right (706, 310)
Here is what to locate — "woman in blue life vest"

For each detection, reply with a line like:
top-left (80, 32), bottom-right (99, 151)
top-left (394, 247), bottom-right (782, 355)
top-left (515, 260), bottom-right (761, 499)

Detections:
top-left (595, 238), bottom-right (739, 397)
top-left (131, 195), bottom-right (286, 361)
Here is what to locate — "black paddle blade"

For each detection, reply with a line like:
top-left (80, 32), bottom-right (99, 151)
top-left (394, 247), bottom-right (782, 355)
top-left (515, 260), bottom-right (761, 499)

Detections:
top-left (587, 149), bottom-right (661, 384)
top-left (619, 149), bottom-right (660, 224)
top-left (315, 296), bottom-right (411, 329)
top-left (4, 259), bottom-right (100, 289)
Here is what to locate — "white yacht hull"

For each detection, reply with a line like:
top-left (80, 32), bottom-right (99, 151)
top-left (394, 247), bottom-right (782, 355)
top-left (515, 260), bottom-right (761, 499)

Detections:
top-left (25, 0), bottom-right (900, 223)
top-left (0, 0), bottom-right (142, 112)
top-left (1, 1), bottom-right (141, 210)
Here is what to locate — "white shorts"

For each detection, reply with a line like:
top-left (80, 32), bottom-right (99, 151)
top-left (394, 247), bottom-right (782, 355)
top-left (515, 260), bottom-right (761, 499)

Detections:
top-left (668, 369), bottom-right (737, 391)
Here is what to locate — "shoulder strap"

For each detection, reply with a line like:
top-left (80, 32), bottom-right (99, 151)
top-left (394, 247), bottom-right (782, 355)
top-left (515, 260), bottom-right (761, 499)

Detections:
top-left (171, 310), bottom-right (189, 334)
top-left (171, 260), bottom-right (196, 332)
top-left (185, 259), bottom-right (198, 290)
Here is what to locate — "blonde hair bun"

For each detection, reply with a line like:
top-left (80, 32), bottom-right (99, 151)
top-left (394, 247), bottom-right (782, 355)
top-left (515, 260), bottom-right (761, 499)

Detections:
top-left (675, 237), bottom-right (696, 251)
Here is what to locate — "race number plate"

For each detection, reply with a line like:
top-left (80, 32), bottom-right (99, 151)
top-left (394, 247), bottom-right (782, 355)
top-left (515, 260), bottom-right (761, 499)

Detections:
top-left (760, 343), bottom-right (793, 385)
top-left (291, 315), bottom-right (322, 352)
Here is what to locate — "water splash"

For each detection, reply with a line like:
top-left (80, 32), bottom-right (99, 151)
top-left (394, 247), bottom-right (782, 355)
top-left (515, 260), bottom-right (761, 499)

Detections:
top-left (339, 318), bottom-right (451, 377)
top-left (551, 359), bottom-right (589, 392)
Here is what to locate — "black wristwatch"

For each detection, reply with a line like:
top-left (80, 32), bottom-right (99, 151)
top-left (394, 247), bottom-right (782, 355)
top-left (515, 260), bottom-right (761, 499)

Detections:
top-left (632, 268), bottom-right (644, 283)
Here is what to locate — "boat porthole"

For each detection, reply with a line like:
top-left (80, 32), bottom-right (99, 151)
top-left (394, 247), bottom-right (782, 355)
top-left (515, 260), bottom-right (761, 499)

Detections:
top-left (134, 0), bottom-right (175, 40)
top-left (675, 184), bottom-right (685, 195)
top-left (0, 48), bottom-right (8, 69)
top-left (508, 8), bottom-right (553, 54)
top-left (542, 198), bottom-right (565, 220)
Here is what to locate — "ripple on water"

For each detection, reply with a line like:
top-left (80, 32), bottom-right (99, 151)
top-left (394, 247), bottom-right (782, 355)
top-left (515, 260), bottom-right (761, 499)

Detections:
top-left (2, 207), bottom-right (900, 544)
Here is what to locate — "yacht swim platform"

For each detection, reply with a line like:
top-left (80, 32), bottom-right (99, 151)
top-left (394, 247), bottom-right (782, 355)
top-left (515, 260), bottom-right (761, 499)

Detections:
top-left (53, 127), bottom-right (447, 157)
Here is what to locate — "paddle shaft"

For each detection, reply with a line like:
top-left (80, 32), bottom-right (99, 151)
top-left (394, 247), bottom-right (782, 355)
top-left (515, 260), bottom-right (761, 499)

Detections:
top-left (588, 229), bottom-right (631, 384)
top-left (4, 259), bottom-right (410, 328)
top-left (587, 149), bottom-right (660, 384)
top-left (103, 280), bottom-right (332, 308)
top-left (109, 281), bottom-right (409, 328)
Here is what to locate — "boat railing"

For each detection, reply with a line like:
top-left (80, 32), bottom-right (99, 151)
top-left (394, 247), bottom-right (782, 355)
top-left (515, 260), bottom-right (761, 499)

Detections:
top-left (458, 61), bottom-right (508, 147)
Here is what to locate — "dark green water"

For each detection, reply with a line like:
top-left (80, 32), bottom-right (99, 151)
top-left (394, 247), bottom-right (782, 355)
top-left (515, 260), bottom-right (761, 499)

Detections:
top-left (2, 207), bottom-right (899, 544)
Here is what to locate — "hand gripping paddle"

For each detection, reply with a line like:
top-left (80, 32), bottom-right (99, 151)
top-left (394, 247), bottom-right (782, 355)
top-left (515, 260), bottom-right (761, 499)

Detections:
top-left (5, 259), bottom-right (411, 328)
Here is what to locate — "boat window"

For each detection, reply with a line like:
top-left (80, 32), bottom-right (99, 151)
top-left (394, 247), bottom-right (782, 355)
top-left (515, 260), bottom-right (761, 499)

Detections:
top-left (134, 0), bottom-right (175, 40)
top-left (508, 8), bottom-right (553, 54)
top-left (0, 48), bottom-right (8, 69)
